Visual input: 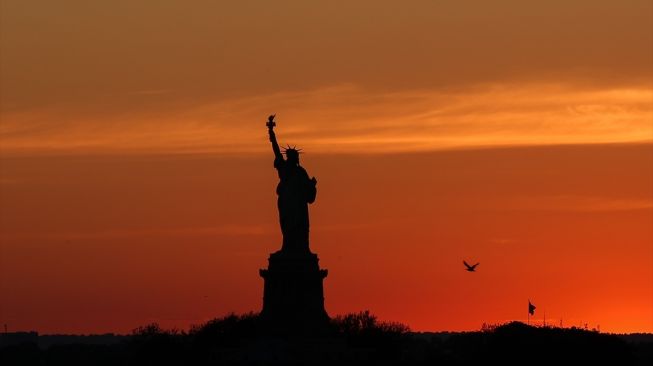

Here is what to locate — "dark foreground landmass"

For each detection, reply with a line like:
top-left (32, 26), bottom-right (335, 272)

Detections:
top-left (2, 312), bottom-right (652, 366)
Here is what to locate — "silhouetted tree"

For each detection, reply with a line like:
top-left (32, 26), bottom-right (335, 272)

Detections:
top-left (189, 312), bottom-right (262, 348)
top-left (127, 323), bottom-right (185, 366)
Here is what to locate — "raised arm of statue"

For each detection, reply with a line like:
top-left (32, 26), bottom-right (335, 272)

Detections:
top-left (269, 129), bottom-right (283, 160)
top-left (267, 115), bottom-right (283, 162)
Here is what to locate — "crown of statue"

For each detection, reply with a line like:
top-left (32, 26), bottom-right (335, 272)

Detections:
top-left (282, 145), bottom-right (303, 155)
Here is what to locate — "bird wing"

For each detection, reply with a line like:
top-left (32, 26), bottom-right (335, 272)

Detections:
top-left (472, 263), bottom-right (479, 269)
top-left (463, 260), bottom-right (471, 269)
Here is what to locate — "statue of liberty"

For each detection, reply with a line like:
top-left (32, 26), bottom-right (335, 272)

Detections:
top-left (267, 115), bottom-right (317, 254)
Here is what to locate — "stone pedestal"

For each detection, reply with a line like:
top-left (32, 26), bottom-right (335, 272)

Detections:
top-left (259, 250), bottom-right (329, 332)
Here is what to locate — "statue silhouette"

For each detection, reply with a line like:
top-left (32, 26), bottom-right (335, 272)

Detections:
top-left (260, 115), bottom-right (329, 332)
top-left (267, 115), bottom-right (317, 253)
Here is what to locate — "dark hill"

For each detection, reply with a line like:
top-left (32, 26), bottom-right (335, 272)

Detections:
top-left (1, 313), bottom-right (651, 365)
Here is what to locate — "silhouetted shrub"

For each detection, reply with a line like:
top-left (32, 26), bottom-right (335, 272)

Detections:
top-left (127, 323), bottom-right (186, 365)
top-left (330, 310), bottom-right (411, 361)
top-left (2, 316), bottom-right (649, 365)
top-left (189, 312), bottom-right (262, 348)
top-left (331, 310), bottom-right (410, 336)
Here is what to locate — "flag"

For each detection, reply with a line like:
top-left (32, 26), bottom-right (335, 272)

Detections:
top-left (528, 300), bottom-right (536, 315)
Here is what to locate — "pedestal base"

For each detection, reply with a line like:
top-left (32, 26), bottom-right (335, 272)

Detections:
top-left (259, 250), bottom-right (329, 333)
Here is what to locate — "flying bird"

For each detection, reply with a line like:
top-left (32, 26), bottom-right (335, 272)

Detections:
top-left (463, 260), bottom-right (479, 272)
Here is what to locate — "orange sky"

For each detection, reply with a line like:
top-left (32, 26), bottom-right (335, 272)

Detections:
top-left (1, 1), bottom-right (652, 334)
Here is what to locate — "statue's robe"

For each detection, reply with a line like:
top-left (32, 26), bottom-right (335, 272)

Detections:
top-left (274, 156), bottom-right (316, 253)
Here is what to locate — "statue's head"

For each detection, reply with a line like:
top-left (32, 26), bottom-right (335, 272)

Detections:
top-left (283, 145), bottom-right (301, 165)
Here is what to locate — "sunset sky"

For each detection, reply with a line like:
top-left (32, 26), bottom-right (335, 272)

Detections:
top-left (1, 1), bottom-right (652, 334)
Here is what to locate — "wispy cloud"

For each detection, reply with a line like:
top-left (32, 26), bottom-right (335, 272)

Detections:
top-left (1, 83), bottom-right (651, 155)
top-left (490, 238), bottom-right (518, 245)
top-left (490, 195), bottom-right (653, 213)
top-left (1, 224), bottom-right (274, 241)
top-left (127, 89), bottom-right (174, 96)
top-left (0, 177), bottom-right (20, 185)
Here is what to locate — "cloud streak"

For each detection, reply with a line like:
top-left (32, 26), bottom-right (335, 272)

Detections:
top-left (1, 83), bottom-right (651, 155)
top-left (1, 224), bottom-right (275, 241)
top-left (483, 195), bottom-right (653, 213)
